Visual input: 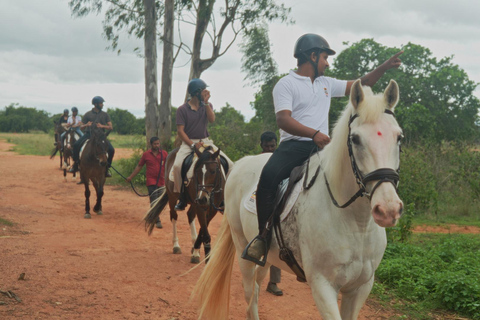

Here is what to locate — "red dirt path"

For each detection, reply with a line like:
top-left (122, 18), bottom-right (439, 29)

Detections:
top-left (0, 139), bottom-right (470, 320)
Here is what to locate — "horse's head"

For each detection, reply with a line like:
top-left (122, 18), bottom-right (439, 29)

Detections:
top-left (347, 79), bottom-right (404, 227)
top-left (90, 125), bottom-right (109, 166)
top-left (65, 128), bottom-right (76, 150)
top-left (193, 146), bottom-right (222, 206)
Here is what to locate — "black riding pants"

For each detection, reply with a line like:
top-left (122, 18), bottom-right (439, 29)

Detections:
top-left (72, 132), bottom-right (115, 167)
top-left (256, 140), bottom-right (318, 233)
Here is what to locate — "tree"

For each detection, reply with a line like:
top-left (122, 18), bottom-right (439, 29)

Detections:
top-left (327, 39), bottom-right (480, 144)
top-left (108, 108), bottom-right (139, 134)
top-left (0, 104), bottom-right (51, 133)
top-left (68, 0), bottom-right (291, 147)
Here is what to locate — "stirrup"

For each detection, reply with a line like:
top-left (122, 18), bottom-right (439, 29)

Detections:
top-left (241, 235), bottom-right (268, 267)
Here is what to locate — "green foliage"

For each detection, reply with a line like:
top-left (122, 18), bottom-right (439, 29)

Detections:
top-left (0, 104), bottom-right (52, 133)
top-left (386, 203), bottom-right (414, 243)
top-left (108, 108), bottom-right (143, 135)
top-left (377, 234), bottom-right (480, 319)
top-left (0, 217), bottom-right (14, 226)
top-left (240, 24), bottom-right (278, 87)
top-left (250, 75), bottom-right (283, 131)
top-left (0, 132), bottom-right (56, 156)
top-left (327, 39), bottom-right (480, 143)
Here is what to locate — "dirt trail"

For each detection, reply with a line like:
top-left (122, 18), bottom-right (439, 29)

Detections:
top-left (0, 138), bottom-right (456, 320)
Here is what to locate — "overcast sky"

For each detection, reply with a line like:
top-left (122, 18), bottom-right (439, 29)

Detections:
top-left (1, 0), bottom-right (479, 121)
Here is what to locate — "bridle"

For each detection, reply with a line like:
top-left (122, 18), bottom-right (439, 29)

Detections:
top-left (325, 109), bottom-right (400, 208)
top-left (90, 129), bottom-right (108, 164)
top-left (194, 157), bottom-right (224, 211)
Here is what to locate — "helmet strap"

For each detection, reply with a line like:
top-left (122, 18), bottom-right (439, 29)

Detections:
top-left (309, 51), bottom-right (320, 79)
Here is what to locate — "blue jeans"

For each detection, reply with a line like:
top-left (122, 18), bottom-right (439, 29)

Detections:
top-left (60, 127), bottom-right (84, 144)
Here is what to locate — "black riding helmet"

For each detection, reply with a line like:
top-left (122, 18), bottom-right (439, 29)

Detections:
top-left (294, 33), bottom-right (336, 58)
top-left (187, 79), bottom-right (208, 101)
top-left (71, 106), bottom-right (78, 113)
top-left (92, 96), bottom-right (105, 106)
top-left (63, 108), bottom-right (69, 114)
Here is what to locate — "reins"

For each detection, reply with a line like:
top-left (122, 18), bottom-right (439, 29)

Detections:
top-left (193, 157), bottom-right (224, 212)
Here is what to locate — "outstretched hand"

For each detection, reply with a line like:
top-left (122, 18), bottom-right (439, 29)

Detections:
top-left (383, 51), bottom-right (403, 70)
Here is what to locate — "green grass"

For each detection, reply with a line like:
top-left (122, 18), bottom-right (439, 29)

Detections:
top-left (413, 214), bottom-right (480, 228)
top-left (0, 217), bottom-right (14, 226)
top-left (107, 133), bottom-right (145, 149)
top-left (0, 131), bottom-right (55, 156)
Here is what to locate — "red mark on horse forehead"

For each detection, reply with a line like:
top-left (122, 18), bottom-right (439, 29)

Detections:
top-left (377, 131), bottom-right (382, 136)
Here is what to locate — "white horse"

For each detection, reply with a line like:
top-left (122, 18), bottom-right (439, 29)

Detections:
top-left (193, 79), bottom-right (404, 320)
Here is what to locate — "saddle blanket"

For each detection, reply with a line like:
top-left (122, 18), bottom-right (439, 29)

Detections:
top-left (168, 144), bottom-right (225, 184)
top-left (243, 176), bottom-right (304, 222)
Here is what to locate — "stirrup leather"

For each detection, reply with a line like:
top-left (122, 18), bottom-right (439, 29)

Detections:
top-left (241, 236), bottom-right (268, 267)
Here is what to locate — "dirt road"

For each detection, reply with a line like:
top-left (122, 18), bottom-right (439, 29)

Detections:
top-left (0, 139), bottom-right (399, 320)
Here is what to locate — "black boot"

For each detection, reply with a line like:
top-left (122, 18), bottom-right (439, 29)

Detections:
top-left (174, 185), bottom-right (187, 211)
top-left (241, 187), bottom-right (276, 266)
top-left (105, 168), bottom-right (112, 178)
top-left (69, 162), bottom-right (79, 173)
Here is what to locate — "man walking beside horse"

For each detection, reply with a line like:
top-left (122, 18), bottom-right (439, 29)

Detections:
top-left (69, 96), bottom-right (115, 178)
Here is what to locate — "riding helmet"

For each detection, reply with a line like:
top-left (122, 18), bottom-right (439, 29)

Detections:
top-left (187, 79), bottom-right (208, 96)
top-left (63, 108), bottom-right (69, 114)
top-left (294, 34), bottom-right (336, 58)
top-left (92, 96), bottom-right (105, 105)
top-left (71, 106), bottom-right (78, 112)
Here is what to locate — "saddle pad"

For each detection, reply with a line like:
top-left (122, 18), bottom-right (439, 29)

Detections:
top-left (79, 140), bottom-right (108, 161)
top-left (168, 144), bottom-right (224, 184)
top-left (243, 176), bottom-right (305, 222)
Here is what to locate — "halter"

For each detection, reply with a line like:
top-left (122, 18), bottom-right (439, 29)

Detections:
top-left (193, 157), bottom-right (224, 212)
top-left (325, 109), bottom-right (400, 208)
top-left (90, 128), bottom-right (108, 163)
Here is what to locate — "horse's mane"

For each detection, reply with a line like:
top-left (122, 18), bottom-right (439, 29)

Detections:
top-left (319, 86), bottom-right (390, 195)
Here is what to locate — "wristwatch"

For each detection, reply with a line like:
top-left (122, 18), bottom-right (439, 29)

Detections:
top-left (191, 143), bottom-right (195, 149)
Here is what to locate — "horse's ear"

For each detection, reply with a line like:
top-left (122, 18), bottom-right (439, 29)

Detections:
top-left (384, 79), bottom-right (399, 110)
top-left (350, 79), bottom-right (364, 110)
top-left (194, 146), bottom-right (202, 157)
top-left (213, 148), bottom-right (220, 159)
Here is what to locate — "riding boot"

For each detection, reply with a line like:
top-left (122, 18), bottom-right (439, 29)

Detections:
top-left (241, 187), bottom-right (276, 266)
top-left (105, 167), bottom-right (112, 178)
top-left (69, 161), bottom-right (79, 173)
top-left (174, 184), bottom-right (187, 211)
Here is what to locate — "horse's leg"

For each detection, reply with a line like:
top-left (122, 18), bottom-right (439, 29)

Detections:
top-left (309, 273), bottom-right (342, 320)
top-left (63, 168), bottom-right (67, 182)
top-left (168, 196), bottom-right (181, 254)
top-left (339, 277), bottom-right (374, 320)
top-left (84, 178), bottom-right (91, 219)
top-left (191, 231), bottom-right (202, 264)
top-left (186, 206), bottom-right (197, 251)
top-left (238, 258), bottom-right (261, 320)
top-left (191, 205), bottom-right (209, 264)
top-left (93, 178), bottom-right (104, 215)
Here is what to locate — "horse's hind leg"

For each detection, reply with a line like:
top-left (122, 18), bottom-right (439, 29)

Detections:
top-left (93, 179), bottom-right (104, 215)
top-left (238, 258), bottom-right (262, 320)
top-left (167, 196), bottom-right (182, 254)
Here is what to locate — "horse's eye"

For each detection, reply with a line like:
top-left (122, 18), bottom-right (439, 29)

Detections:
top-left (397, 134), bottom-right (403, 143)
top-left (351, 134), bottom-right (360, 145)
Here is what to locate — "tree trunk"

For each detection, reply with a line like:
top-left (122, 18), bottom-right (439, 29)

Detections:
top-left (159, 0), bottom-right (174, 149)
top-left (143, 0), bottom-right (159, 148)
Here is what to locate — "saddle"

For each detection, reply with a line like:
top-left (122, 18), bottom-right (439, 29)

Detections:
top-left (180, 151), bottom-right (229, 184)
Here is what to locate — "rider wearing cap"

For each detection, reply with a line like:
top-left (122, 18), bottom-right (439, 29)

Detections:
top-left (69, 96), bottom-right (115, 177)
top-left (173, 78), bottom-right (234, 211)
top-left (242, 33), bottom-right (403, 266)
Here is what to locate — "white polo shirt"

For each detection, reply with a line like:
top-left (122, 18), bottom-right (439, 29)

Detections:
top-left (67, 115), bottom-right (82, 126)
top-left (273, 70), bottom-right (347, 142)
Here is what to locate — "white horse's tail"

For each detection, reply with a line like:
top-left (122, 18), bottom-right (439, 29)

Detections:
top-left (192, 216), bottom-right (235, 320)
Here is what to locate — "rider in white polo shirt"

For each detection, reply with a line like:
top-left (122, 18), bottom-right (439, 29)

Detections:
top-left (242, 33), bottom-right (403, 266)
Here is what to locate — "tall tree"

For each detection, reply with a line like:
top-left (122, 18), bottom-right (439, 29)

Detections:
top-left (68, 0), bottom-right (291, 145)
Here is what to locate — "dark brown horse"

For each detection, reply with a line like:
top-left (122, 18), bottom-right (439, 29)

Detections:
top-left (61, 128), bottom-right (78, 181)
top-left (144, 146), bottom-right (226, 263)
top-left (50, 121), bottom-right (66, 168)
top-left (79, 126), bottom-right (109, 219)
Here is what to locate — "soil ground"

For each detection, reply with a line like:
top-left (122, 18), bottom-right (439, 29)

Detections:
top-left (0, 139), bottom-right (477, 319)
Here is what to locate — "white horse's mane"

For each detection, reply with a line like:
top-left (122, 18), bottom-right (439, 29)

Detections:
top-left (316, 86), bottom-right (393, 195)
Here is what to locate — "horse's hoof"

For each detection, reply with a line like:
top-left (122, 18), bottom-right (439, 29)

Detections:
top-left (190, 256), bottom-right (200, 264)
top-left (95, 210), bottom-right (103, 215)
top-left (173, 247), bottom-right (182, 254)
top-left (84, 213), bottom-right (91, 219)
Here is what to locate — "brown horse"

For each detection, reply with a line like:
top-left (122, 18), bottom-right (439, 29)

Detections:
top-left (61, 128), bottom-right (78, 181)
top-left (50, 121), bottom-right (66, 168)
top-left (79, 126), bottom-right (109, 219)
top-left (144, 146), bottom-right (226, 263)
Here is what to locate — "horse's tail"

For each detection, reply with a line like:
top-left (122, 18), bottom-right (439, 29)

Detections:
top-left (143, 189), bottom-right (168, 235)
top-left (50, 147), bottom-right (58, 159)
top-left (192, 217), bottom-right (235, 320)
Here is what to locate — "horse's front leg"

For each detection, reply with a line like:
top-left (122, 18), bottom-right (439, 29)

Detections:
top-left (309, 273), bottom-right (342, 320)
top-left (93, 178), bottom-right (104, 215)
top-left (83, 179), bottom-right (91, 219)
top-left (187, 206), bottom-right (197, 251)
top-left (340, 277), bottom-right (374, 320)
top-left (168, 198), bottom-right (182, 254)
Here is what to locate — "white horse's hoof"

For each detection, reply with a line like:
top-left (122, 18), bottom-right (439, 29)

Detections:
top-left (84, 213), bottom-right (91, 219)
top-left (190, 256), bottom-right (200, 264)
top-left (173, 247), bottom-right (182, 254)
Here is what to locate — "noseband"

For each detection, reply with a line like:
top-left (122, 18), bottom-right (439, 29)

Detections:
top-left (326, 109), bottom-right (400, 208)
